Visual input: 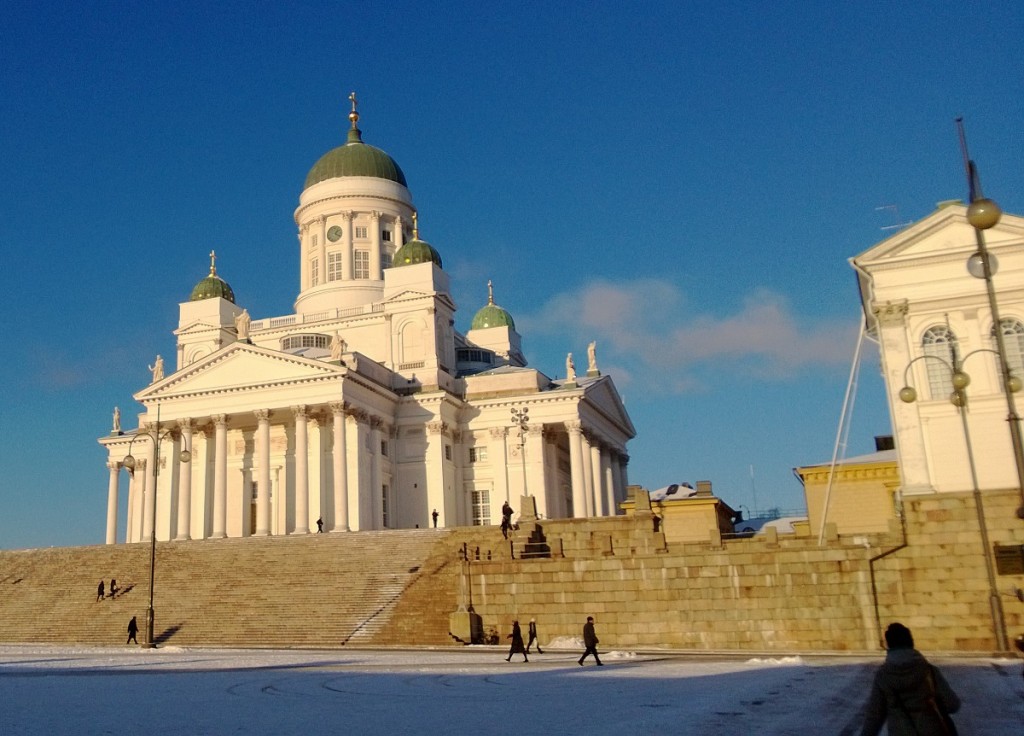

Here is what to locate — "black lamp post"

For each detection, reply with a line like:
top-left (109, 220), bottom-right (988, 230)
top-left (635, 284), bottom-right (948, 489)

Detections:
top-left (122, 406), bottom-right (191, 648)
top-left (956, 119), bottom-right (1024, 519)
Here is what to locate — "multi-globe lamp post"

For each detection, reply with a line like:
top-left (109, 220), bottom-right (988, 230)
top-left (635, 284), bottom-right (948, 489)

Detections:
top-left (957, 118), bottom-right (1024, 520)
top-left (122, 407), bottom-right (192, 648)
top-left (510, 406), bottom-right (530, 501)
top-left (899, 353), bottom-right (1011, 652)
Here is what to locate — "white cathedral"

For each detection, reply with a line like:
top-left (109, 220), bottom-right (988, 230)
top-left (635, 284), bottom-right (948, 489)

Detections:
top-left (99, 97), bottom-right (635, 544)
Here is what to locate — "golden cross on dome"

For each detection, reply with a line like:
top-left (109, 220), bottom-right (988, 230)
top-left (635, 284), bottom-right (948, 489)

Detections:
top-left (412, 211), bottom-right (419, 239)
top-left (487, 279), bottom-right (494, 305)
top-left (209, 250), bottom-right (217, 276)
top-left (348, 91), bottom-right (359, 128)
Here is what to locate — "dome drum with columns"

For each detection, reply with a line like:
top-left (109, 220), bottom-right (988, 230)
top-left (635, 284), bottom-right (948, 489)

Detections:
top-left (98, 95), bottom-right (635, 544)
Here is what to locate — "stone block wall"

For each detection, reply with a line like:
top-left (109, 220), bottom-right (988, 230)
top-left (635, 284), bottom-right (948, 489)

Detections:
top-left (468, 491), bottom-right (1024, 653)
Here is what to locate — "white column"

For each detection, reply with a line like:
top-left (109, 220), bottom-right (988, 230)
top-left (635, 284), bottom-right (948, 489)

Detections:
top-left (106, 461), bottom-right (120, 544)
top-left (293, 405), bottom-right (310, 534)
top-left (371, 417), bottom-right (383, 528)
top-left (175, 420), bottom-right (193, 540)
top-left (618, 455), bottom-right (630, 504)
top-left (126, 464), bottom-right (137, 543)
top-left (212, 414), bottom-right (228, 538)
top-left (330, 402), bottom-right (349, 531)
top-left (566, 421), bottom-right (587, 518)
top-left (582, 432), bottom-right (596, 517)
top-left (370, 211), bottom-right (383, 280)
top-left (609, 452), bottom-right (623, 509)
top-left (525, 425), bottom-right (545, 516)
top-left (143, 437), bottom-right (157, 540)
top-left (490, 427), bottom-right (510, 513)
top-left (602, 447), bottom-right (616, 516)
top-left (341, 212), bottom-right (353, 280)
top-left (255, 409), bottom-right (271, 536)
top-left (590, 440), bottom-right (605, 516)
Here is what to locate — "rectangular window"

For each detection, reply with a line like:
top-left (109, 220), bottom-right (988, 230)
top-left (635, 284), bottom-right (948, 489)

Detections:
top-left (471, 489), bottom-right (491, 526)
top-left (445, 445), bottom-right (452, 461)
top-left (382, 484), bottom-right (390, 528)
top-left (312, 234), bottom-right (319, 247)
top-left (381, 252), bottom-right (393, 269)
top-left (355, 225), bottom-right (368, 239)
top-left (382, 229), bottom-right (392, 242)
top-left (380, 440), bottom-right (388, 457)
top-left (469, 446), bottom-right (488, 462)
top-left (354, 250), bottom-right (369, 279)
top-left (311, 258), bottom-right (319, 286)
top-left (327, 252), bottom-right (343, 282)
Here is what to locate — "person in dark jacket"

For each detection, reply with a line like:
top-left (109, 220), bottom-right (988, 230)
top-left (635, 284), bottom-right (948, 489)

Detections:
top-left (578, 616), bottom-right (603, 666)
top-left (505, 620), bottom-right (528, 662)
top-left (526, 618), bottom-right (543, 654)
top-left (126, 616), bottom-right (139, 645)
top-left (96, 580), bottom-right (105, 601)
top-left (861, 623), bottom-right (960, 736)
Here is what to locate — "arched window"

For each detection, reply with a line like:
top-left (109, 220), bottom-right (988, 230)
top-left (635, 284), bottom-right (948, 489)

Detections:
top-left (992, 318), bottom-right (1024, 389)
top-left (922, 326), bottom-right (959, 399)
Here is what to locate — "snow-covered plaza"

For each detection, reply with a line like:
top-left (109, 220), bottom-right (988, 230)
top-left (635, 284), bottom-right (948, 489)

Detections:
top-left (1, 644), bottom-right (1022, 734)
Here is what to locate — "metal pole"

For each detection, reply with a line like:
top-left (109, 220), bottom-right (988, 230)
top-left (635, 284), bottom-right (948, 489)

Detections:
top-left (956, 389), bottom-right (1010, 652)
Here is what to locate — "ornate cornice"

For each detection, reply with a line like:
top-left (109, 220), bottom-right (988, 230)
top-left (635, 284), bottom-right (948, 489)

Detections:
top-left (872, 300), bottom-right (909, 326)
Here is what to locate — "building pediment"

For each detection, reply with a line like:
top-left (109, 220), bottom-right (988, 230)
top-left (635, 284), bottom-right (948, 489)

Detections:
top-left (582, 376), bottom-right (636, 438)
top-left (173, 318), bottom-right (225, 336)
top-left (135, 342), bottom-right (344, 402)
top-left (854, 204), bottom-right (1024, 267)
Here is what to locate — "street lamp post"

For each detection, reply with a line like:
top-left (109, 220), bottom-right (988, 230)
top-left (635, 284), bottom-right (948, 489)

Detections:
top-left (956, 119), bottom-right (1024, 519)
top-left (899, 352), bottom-right (1010, 652)
top-left (122, 406), bottom-right (191, 648)
top-left (510, 406), bottom-right (530, 500)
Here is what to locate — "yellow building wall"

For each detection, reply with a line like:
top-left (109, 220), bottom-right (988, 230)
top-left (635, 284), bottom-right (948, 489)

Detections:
top-left (797, 460), bottom-right (900, 536)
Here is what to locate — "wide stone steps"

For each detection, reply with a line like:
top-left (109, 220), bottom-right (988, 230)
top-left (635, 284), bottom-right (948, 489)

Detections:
top-left (0, 529), bottom-right (462, 648)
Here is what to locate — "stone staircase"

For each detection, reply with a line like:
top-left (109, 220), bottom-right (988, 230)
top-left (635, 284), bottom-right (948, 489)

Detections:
top-left (0, 529), bottom-right (461, 648)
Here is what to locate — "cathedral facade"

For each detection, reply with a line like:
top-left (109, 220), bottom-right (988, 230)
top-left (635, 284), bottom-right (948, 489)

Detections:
top-left (99, 99), bottom-right (635, 544)
top-left (852, 200), bottom-right (1024, 500)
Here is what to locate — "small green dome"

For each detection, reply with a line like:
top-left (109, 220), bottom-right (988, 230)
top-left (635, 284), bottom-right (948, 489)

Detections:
top-left (304, 127), bottom-right (407, 190)
top-left (470, 281), bottom-right (514, 330)
top-left (393, 237), bottom-right (442, 268)
top-left (190, 253), bottom-right (235, 302)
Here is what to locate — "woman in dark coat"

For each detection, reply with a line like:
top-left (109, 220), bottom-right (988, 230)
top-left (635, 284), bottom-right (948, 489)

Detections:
top-left (861, 623), bottom-right (960, 736)
top-left (505, 620), bottom-right (528, 662)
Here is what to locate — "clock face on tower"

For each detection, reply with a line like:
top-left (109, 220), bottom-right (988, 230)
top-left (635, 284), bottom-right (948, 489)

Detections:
top-left (327, 225), bottom-right (343, 242)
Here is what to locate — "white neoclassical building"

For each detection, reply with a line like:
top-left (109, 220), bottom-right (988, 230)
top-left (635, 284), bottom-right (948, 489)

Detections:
top-left (99, 99), bottom-right (635, 544)
top-left (852, 200), bottom-right (1024, 498)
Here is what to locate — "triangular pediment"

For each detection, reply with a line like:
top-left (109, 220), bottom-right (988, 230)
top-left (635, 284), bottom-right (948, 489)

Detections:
top-left (383, 289), bottom-right (433, 302)
top-left (135, 342), bottom-right (344, 401)
top-left (173, 318), bottom-right (224, 336)
top-left (854, 204), bottom-right (1024, 266)
top-left (582, 376), bottom-right (636, 437)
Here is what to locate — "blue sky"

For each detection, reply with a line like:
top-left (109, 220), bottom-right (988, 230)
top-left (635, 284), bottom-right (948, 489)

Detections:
top-left (2, 1), bottom-right (1023, 550)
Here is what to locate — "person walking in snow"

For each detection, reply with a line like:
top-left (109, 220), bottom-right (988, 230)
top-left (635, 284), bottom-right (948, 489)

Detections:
top-left (861, 623), bottom-right (960, 735)
top-left (126, 616), bottom-right (139, 645)
top-left (526, 618), bottom-right (543, 654)
top-left (505, 620), bottom-right (528, 663)
top-left (96, 580), bottom-right (105, 601)
top-left (578, 616), bottom-right (603, 666)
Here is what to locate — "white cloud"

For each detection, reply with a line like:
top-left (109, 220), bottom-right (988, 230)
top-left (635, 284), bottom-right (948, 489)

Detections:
top-left (519, 279), bottom-right (858, 393)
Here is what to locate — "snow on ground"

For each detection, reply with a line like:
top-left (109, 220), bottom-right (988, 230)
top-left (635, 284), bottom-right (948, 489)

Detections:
top-left (0, 645), bottom-right (1021, 735)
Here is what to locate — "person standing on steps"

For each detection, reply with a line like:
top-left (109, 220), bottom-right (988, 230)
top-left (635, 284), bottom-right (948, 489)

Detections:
top-left (316, 517), bottom-right (323, 533)
top-left (109, 579), bottom-right (117, 597)
top-left (505, 620), bottom-right (528, 663)
top-left (526, 618), bottom-right (543, 654)
top-left (578, 616), bottom-right (603, 666)
top-left (126, 616), bottom-right (139, 645)
top-left (432, 509), bottom-right (439, 528)
top-left (96, 580), bottom-right (105, 601)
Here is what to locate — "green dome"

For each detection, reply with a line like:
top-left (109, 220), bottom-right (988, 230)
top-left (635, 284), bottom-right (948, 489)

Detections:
top-left (471, 282), bottom-right (514, 330)
top-left (393, 237), bottom-right (442, 268)
top-left (190, 274), bottom-right (235, 302)
top-left (190, 253), bottom-right (235, 302)
top-left (304, 127), bottom-right (407, 190)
